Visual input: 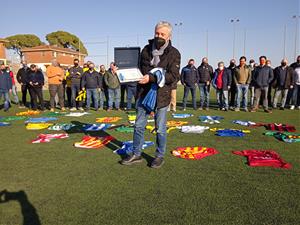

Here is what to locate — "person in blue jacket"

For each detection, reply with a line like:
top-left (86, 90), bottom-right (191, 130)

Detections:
top-left (0, 63), bottom-right (12, 112)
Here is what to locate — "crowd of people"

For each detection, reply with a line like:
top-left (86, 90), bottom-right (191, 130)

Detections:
top-left (180, 55), bottom-right (300, 113)
top-left (0, 53), bottom-right (299, 114)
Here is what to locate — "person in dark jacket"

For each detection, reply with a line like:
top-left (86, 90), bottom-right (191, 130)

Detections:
top-left (181, 59), bottom-right (198, 110)
top-left (26, 64), bottom-right (44, 111)
top-left (228, 59), bottom-right (236, 110)
top-left (0, 63), bottom-right (12, 111)
top-left (251, 56), bottom-right (274, 113)
top-left (272, 59), bottom-right (294, 110)
top-left (120, 21), bottom-right (181, 168)
top-left (68, 58), bottom-right (84, 111)
top-left (16, 60), bottom-right (29, 108)
top-left (98, 65), bottom-right (106, 110)
top-left (197, 57), bottom-right (213, 110)
top-left (104, 62), bottom-right (121, 111)
top-left (212, 62), bottom-right (232, 111)
top-left (290, 55), bottom-right (300, 109)
top-left (81, 62), bottom-right (100, 111)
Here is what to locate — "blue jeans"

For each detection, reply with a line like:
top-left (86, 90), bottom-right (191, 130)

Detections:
top-left (198, 83), bottom-right (210, 108)
top-left (292, 84), bottom-right (300, 106)
top-left (98, 89), bottom-right (105, 109)
top-left (10, 85), bottom-right (19, 104)
top-left (71, 84), bottom-right (82, 108)
top-left (86, 89), bottom-right (99, 110)
top-left (216, 89), bottom-right (229, 109)
top-left (108, 88), bottom-right (120, 109)
top-left (182, 85), bottom-right (197, 109)
top-left (236, 84), bottom-right (249, 109)
top-left (0, 90), bottom-right (10, 110)
top-left (126, 85), bottom-right (137, 109)
top-left (133, 99), bottom-right (168, 158)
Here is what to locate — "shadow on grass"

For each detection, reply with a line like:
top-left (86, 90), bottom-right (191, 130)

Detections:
top-left (0, 189), bottom-right (41, 225)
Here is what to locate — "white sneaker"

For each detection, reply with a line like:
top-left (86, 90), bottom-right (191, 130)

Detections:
top-left (79, 107), bottom-right (84, 111)
top-left (70, 107), bottom-right (76, 111)
top-left (290, 105), bottom-right (295, 110)
top-left (297, 106), bottom-right (300, 110)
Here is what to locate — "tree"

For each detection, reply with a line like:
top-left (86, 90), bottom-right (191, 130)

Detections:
top-left (5, 34), bottom-right (43, 59)
top-left (46, 31), bottom-right (88, 55)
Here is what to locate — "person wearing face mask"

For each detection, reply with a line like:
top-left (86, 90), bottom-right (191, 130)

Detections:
top-left (212, 62), bottom-right (232, 111)
top-left (289, 55), bottom-right (300, 110)
top-left (0, 63), bottom-right (12, 112)
top-left (26, 64), bottom-right (44, 111)
top-left (233, 56), bottom-right (251, 112)
top-left (16, 60), bottom-right (30, 108)
top-left (180, 59), bottom-right (198, 110)
top-left (251, 56), bottom-right (274, 113)
top-left (197, 57), bottom-right (213, 110)
top-left (104, 62), bottom-right (121, 111)
top-left (272, 59), bottom-right (294, 110)
top-left (248, 59), bottom-right (256, 108)
top-left (120, 21), bottom-right (181, 169)
top-left (228, 59), bottom-right (236, 110)
top-left (81, 62), bottom-right (100, 111)
top-left (68, 58), bottom-right (84, 111)
top-left (46, 59), bottom-right (65, 112)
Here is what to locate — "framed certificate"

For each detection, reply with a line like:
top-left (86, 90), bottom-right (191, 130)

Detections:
top-left (116, 68), bottom-right (144, 83)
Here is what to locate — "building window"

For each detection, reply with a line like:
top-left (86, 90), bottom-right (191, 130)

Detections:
top-left (53, 51), bottom-right (57, 57)
top-left (63, 53), bottom-right (66, 56)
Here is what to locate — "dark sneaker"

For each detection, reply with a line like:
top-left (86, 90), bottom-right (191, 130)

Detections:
top-left (150, 157), bottom-right (165, 169)
top-left (280, 107), bottom-right (284, 110)
top-left (120, 155), bottom-right (143, 165)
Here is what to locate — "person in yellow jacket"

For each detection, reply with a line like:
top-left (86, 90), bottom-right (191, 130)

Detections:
top-left (65, 68), bottom-right (72, 108)
top-left (46, 60), bottom-right (65, 111)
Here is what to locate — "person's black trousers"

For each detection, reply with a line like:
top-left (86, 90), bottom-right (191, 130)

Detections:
top-left (29, 86), bottom-right (44, 110)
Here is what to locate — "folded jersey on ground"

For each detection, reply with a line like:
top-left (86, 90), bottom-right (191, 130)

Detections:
top-left (74, 136), bottom-right (114, 149)
top-left (180, 126), bottom-right (209, 134)
top-left (48, 123), bottom-right (76, 131)
top-left (16, 110), bottom-right (40, 116)
top-left (31, 133), bottom-right (69, 143)
top-left (233, 150), bottom-right (292, 169)
top-left (172, 113), bottom-right (193, 119)
top-left (96, 117), bottom-right (122, 123)
top-left (82, 123), bottom-right (113, 131)
top-left (199, 116), bottom-right (224, 124)
top-left (264, 131), bottom-right (300, 143)
top-left (232, 120), bottom-right (256, 126)
top-left (172, 146), bottom-right (219, 160)
top-left (113, 141), bottom-right (154, 155)
top-left (215, 129), bottom-right (245, 137)
top-left (26, 123), bottom-right (53, 130)
top-left (25, 117), bottom-right (58, 124)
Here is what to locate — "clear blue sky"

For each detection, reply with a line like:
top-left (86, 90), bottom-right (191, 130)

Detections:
top-left (1, 0), bottom-right (299, 68)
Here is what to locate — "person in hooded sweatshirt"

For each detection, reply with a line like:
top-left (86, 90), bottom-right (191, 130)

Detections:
top-left (120, 21), bottom-right (181, 169)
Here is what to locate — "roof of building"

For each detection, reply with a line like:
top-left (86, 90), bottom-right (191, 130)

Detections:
top-left (21, 45), bottom-right (86, 56)
top-left (0, 38), bottom-right (9, 43)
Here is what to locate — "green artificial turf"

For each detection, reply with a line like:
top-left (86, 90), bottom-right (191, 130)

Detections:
top-left (0, 86), bottom-right (299, 225)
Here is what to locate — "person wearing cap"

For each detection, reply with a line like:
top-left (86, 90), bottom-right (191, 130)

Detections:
top-left (26, 64), bottom-right (44, 111)
top-left (46, 59), bottom-right (65, 111)
top-left (0, 63), bottom-right (12, 112)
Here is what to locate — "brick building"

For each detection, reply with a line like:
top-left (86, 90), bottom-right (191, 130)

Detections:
top-left (0, 38), bottom-right (8, 65)
top-left (21, 45), bottom-right (86, 71)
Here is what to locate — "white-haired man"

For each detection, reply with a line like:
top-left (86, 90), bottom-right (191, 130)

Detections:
top-left (120, 21), bottom-right (181, 168)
